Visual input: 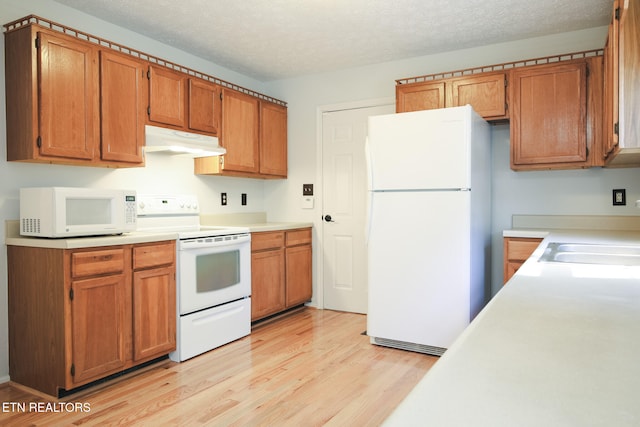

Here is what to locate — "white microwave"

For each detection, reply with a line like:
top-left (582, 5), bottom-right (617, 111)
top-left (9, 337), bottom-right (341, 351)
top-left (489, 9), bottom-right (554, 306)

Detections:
top-left (20, 187), bottom-right (137, 238)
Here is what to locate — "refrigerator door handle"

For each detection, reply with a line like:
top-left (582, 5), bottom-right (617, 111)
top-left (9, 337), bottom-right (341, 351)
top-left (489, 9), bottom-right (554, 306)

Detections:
top-left (364, 137), bottom-right (373, 245)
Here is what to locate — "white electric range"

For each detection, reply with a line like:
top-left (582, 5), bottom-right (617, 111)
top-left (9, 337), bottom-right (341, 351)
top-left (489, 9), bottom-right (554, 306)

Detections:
top-left (136, 194), bottom-right (251, 362)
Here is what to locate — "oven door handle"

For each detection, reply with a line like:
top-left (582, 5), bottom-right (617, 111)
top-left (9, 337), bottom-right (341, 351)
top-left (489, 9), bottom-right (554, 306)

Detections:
top-left (179, 234), bottom-right (251, 250)
top-left (191, 300), bottom-right (248, 325)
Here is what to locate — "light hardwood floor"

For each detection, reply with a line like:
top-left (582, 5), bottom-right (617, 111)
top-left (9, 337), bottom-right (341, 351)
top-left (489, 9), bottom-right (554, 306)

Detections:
top-left (0, 308), bottom-right (436, 426)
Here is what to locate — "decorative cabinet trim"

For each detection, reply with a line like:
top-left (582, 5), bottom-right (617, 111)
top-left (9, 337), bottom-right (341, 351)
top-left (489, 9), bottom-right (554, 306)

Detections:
top-left (4, 15), bottom-right (286, 107)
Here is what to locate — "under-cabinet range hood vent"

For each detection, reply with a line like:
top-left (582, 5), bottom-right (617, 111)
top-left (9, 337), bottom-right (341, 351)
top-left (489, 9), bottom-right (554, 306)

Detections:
top-left (144, 125), bottom-right (226, 158)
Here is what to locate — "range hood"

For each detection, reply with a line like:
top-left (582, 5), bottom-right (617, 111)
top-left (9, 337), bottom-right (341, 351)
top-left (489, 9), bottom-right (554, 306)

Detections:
top-left (144, 125), bottom-right (226, 157)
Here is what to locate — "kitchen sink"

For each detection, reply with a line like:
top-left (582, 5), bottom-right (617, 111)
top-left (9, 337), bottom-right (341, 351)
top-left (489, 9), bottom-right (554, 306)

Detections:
top-left (539, 242), bottom-right (640, 266)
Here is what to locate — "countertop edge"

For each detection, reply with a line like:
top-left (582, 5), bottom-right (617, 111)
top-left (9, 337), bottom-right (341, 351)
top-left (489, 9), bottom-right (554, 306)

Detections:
top-left (5, 232), bottom-right (180, 249)
top-left (502, 229), bottom-right (549, 238)
top-left (241, 222), bottom-right (313, 232)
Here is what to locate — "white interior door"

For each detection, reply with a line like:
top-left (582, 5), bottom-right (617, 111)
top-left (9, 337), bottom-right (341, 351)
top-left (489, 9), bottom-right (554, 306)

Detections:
top-left (321, 103), bottom-right (394, 313)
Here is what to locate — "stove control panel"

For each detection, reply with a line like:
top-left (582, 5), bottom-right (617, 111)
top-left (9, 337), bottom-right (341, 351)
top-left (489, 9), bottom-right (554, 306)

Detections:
top-left (137, 194), bottom-right (199, 216)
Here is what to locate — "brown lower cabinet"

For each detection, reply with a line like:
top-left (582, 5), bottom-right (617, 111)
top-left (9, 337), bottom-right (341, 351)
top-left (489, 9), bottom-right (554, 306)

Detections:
top-left (503, 237), bottom-right (543, 284)
top-left (251, 228), bottom-right (312, 321)
top-left (7, 241), bottom-right (176, 397)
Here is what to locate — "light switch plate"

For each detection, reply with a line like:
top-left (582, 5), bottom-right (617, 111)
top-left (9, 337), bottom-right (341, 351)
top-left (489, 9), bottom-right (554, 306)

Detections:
top-left (303, 184), bottom-right (314, 196)
top-left (301, 196), bottom-right (314, 209)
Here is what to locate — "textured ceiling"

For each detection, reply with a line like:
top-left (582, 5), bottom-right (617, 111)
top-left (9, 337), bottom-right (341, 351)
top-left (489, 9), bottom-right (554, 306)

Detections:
top-left (52, 0), bottom-right (612, 82)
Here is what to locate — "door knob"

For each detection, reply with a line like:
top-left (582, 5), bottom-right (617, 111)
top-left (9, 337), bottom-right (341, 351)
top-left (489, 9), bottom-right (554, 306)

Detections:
top-left (323, 214), bottom-right (335, 222)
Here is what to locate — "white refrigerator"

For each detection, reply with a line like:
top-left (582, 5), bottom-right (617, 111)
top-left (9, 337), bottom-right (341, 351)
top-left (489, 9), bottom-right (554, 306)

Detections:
top-left (366, 105), bottom-right (491, 356)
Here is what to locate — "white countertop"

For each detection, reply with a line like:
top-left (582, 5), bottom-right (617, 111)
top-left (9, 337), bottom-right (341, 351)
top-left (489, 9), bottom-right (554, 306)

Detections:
top-left (4, 230), bottom-right (180, 249)
top-left (199, 212), bottom-right (312, 233)
top-left (385, 229), bottom-right (640, 427)
top-left (4, 218), bottom-right (313, 249)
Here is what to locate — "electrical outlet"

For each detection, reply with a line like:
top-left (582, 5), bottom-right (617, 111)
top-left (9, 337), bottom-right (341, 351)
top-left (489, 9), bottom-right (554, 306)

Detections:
top-left (613, 189), bottom-right (626, 206)
top-left (221, 192), bottom-right (227, 206)
top-left (303, 184), bottom-right (314, 196)
top-left (241, 193), bottom-right (247, 205)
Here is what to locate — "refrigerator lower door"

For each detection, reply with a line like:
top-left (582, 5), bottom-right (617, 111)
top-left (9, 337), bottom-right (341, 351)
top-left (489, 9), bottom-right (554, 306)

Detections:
top-left (367, 191), bottom-right (474, 355)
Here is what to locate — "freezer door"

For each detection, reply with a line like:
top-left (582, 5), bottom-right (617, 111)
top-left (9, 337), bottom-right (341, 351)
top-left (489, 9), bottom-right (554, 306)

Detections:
top-left (366, 191), bottom-right (475, 349)
top-left (367, 106), bottom-right (472, 191)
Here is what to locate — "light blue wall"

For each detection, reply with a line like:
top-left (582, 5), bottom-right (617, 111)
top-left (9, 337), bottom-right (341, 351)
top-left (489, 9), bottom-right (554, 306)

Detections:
top-left (1, 0), bottom-right (639, 383)
top-left (262, 26), bottom-right (640, 305)
top-left (0, 0), bottom-right (274, 382)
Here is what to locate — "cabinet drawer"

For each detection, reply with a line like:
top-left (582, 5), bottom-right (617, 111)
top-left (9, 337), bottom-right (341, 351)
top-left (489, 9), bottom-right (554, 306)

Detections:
top-left (286, 228), bottom-right (312, 247)
top-left (133, 241), bottom-right (176, 270)
top-left (252, 231), bottom-right (284, 251)
top-left (71, 248), bottom-right (126, 278)
top-left (505, 238), bottom-right (543, 261)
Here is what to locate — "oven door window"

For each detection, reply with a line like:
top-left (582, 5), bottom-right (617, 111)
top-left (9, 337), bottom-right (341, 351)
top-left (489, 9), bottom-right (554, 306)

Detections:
top-left (195, 250), bottom-right (240, 293)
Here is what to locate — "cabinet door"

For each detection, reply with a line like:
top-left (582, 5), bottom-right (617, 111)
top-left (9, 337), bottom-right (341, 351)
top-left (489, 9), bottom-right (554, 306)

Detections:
top-left (188, 78), bottom-right (221, 135)
top-left (132, 266), bottom-right (176, 361)
top-left (285, 228), bottom-right (312, 247)
top-left (71, 248), bottom-right (126, 279)
top-left (100, 50), bottom-right (146, 164)
top-left (148, 65), bottom-right (186, 128)
top-left (38, 31), bottom-right (98, 160)
top-left (503, 237), bottom-right (543, 284)
top-left (133, 241), bottom-right (175, 270)
top-left (603, 0), bottom-right (620, 159)
top-left (285, 244), bottom-right (312, 308)
top-left (447, 73), bottom-right (507, 119)
top-left (220, 88), bottom-right (260, 173)
top-left (618, 0), bottom-right (640, 151)
top-left (259, 101), bottom-right (287, 177)
top-left (396, 81), bottom-right (445, 112)
top-left (251, 249), bottom-right (286, 321)
top-left (252, 231), bottom-right (285, 252)
top-left (510, 61), bottom-right (587, 169)
top-left (69, 274), bottom-right (128, 386)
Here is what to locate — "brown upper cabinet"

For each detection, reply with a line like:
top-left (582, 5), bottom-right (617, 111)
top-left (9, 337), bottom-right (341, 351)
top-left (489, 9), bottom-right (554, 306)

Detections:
top-left (219, 88), bottom-right (260, 174)
top-left (188, 78), bottom-right (222, 135)
top-left (148, 65), bottom-right (187, 128)
top-left (6, 27), bottom-right (98, 164)
top-left (397, 49), bottom-right (606, 171)
top-left (259, 100), bottom-right (288, 177)
top-left (194, 88), bottom-right (288, 178)
top-left (604, 0), bottom-right (640, 166)
top-left (4, 24), bottom-right (145, 167)
top-left (510, 59), bottom-right (592, 170)
top-left (4, 15), bottom-right (286, 172)
top-left (510, 55), bottom-right (605, 171)
top-left (396, 81), bottom-right (445, 112)
top-left (396, 72), bottom-right (508, 121)
top-left (100, 50), bottom-right (147, 164)
top-left (147, 66), bottom-right (223, 137)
